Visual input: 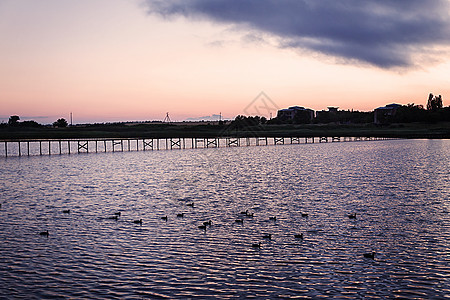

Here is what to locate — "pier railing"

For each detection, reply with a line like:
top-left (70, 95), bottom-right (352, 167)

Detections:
top-left (0, 136), bottom-right (394, 157)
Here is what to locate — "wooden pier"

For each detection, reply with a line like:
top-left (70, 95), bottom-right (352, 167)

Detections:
top-left (0, 136), bottom-right (393, 157)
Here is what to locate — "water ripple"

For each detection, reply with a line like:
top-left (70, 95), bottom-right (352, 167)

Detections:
top-left (0, 140), bottom-right (449, 298)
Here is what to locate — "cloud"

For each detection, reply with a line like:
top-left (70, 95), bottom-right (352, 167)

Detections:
top-left (144, 0), bottom-right (450, 68)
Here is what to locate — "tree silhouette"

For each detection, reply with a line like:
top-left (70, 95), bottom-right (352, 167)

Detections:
top-left (427, 93), bottom-right (443, 110)
top-left (8, 115), bottom-right (20, 126)
top-left (53, 118), bottom-right (68, 128)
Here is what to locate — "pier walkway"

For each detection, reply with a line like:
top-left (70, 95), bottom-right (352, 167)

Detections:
top-left (0, 136), bottom-right (393, 157)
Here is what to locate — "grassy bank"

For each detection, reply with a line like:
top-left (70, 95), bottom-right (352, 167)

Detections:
top-left (1, 122), bottom-right (449, 140)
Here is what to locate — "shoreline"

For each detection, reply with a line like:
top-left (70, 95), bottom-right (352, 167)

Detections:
top-left (1, 122), bottom-right (449, 140)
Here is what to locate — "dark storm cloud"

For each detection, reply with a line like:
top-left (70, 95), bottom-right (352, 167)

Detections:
top-left (144, 0), bottom-right (450, 68)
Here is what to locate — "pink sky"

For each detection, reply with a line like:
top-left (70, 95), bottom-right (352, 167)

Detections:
top-left (1, 0), bottom-right (449, 124)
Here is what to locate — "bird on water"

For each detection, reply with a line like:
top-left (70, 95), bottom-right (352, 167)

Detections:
top-left (203, 220), bottom-right (212, 226)
top-left (134, 219), bottom-right (143, 224)
top-left (114, 212), bottom-right (121, 216)
top-left (252, 242), bottom-right (261, 248)
top-left (108, 215), bottom-right (119, 220)
top-left (263, 234), bottom-right (272, 239)
top-left (198, 224), bottom-right (207, 230)
top-left (62, 209), bottom-right (70, 214)
top-left (39, 230), bottom-right (49, 236)
top-left (348, 213), bottom-right (357, 219)
top-left (363, 252), bottom-right (375, 259)
top-left (301, 213), bottom-right (308, 218)
top-left (187, 202), bottom-right (194, 207)
top-left (235, 218), bottom-right (244, 224)
top-left (269, 216), bottom-right (277, 221)
top-left (294, 233), bottom-right (304, 239)
top-left (177, 213), bottom-right (184, 218)
top-left (161, 216), bottom-right (168, 221)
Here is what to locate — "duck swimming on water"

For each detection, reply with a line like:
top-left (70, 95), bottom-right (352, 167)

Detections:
top-left (252, 242), bottom-right (261, 248)
top-left (39, 230), bottom-right (49, 236)
top-left (134, 219), bottom-right (143, 224)
top-left (363, 252), bottom-right (375, 259)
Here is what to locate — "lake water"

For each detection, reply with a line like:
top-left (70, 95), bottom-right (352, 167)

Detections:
top-left (0, 139), bottom-right (449, 299)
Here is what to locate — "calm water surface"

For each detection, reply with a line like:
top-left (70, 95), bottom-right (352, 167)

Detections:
top-left (0, 139), bottom-right (449, 299)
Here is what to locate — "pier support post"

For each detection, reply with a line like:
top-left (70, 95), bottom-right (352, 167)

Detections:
top-left (274, 137), bottom-right (284, 145)
top-left (170, 138), bottom-right (181, 149)
top-left (143, 139), bottom-right (153, 151)
top-left (78, 141), bottom-right (88, 153)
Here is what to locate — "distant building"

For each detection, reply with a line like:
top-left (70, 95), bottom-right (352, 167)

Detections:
top-left (374, 104), bottom-right (401, 124)
top-left (277, 106), bottom-right (315, 123)
top-left (315, 107), bottom-right (339, 123)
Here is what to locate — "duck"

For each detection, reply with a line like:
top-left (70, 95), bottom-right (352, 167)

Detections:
top-left (161, 216), bottom-right (168, 221)
top-left (62, 209), bottom-right (70, 214)
top-left (363, 252), bottom-right (375, 259)
top-left (177, 213), bottom-right (184, 218)
top-left (245, 212), bottom-right (254, 217)
top-left (39, 230), bottom-right (49, 236)
top-left (114, 212), bottom-right (121, 216)
top-left (235, 218), bottom-right (244, 224)
top-left (133, 219), bottom-right (143, 224)
top-left (198, 224), bottom-right (207, 230)
top-left (252, 242), bottom-right (261, 248)
top-left (203, 220), bottom-right (212, 226)
top-left (294, 233), bottom-right (304, 239)
top-left (108, 215), bottom-right (119, 220)
top-left (348, 213), bottom-right (357, 219)
top-left (269, 216), bottom-right (277, 221)
top-left (187, 202), bottom-right (194, 207)
top-left (301, 213), bottom-right (308, 218)
top-left (263, 234), bottom-right (272, 239)
top-left (240, 209), bottom-right (248, 215)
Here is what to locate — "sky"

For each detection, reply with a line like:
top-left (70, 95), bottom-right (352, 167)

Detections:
top-left (1, 0), bottom-right (450, 124)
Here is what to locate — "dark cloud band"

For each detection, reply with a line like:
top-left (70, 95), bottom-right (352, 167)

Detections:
top-left (145, 0), bottom-right (450, 68)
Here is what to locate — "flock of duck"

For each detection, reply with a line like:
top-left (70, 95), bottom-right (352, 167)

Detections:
top-left (37, 203), bottom-right (375, 259)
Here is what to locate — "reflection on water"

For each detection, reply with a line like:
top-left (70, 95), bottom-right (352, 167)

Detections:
top-left (0, 139), bottom-right (449, 299)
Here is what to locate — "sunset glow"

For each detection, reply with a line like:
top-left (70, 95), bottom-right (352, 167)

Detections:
top-left (1, 0), bottom-right (449, 124)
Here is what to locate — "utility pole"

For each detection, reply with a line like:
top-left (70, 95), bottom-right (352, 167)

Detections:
top-left (163, 112), bottom-right (172, 124)
top-left (70, 112), bottom-right (73, 126)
